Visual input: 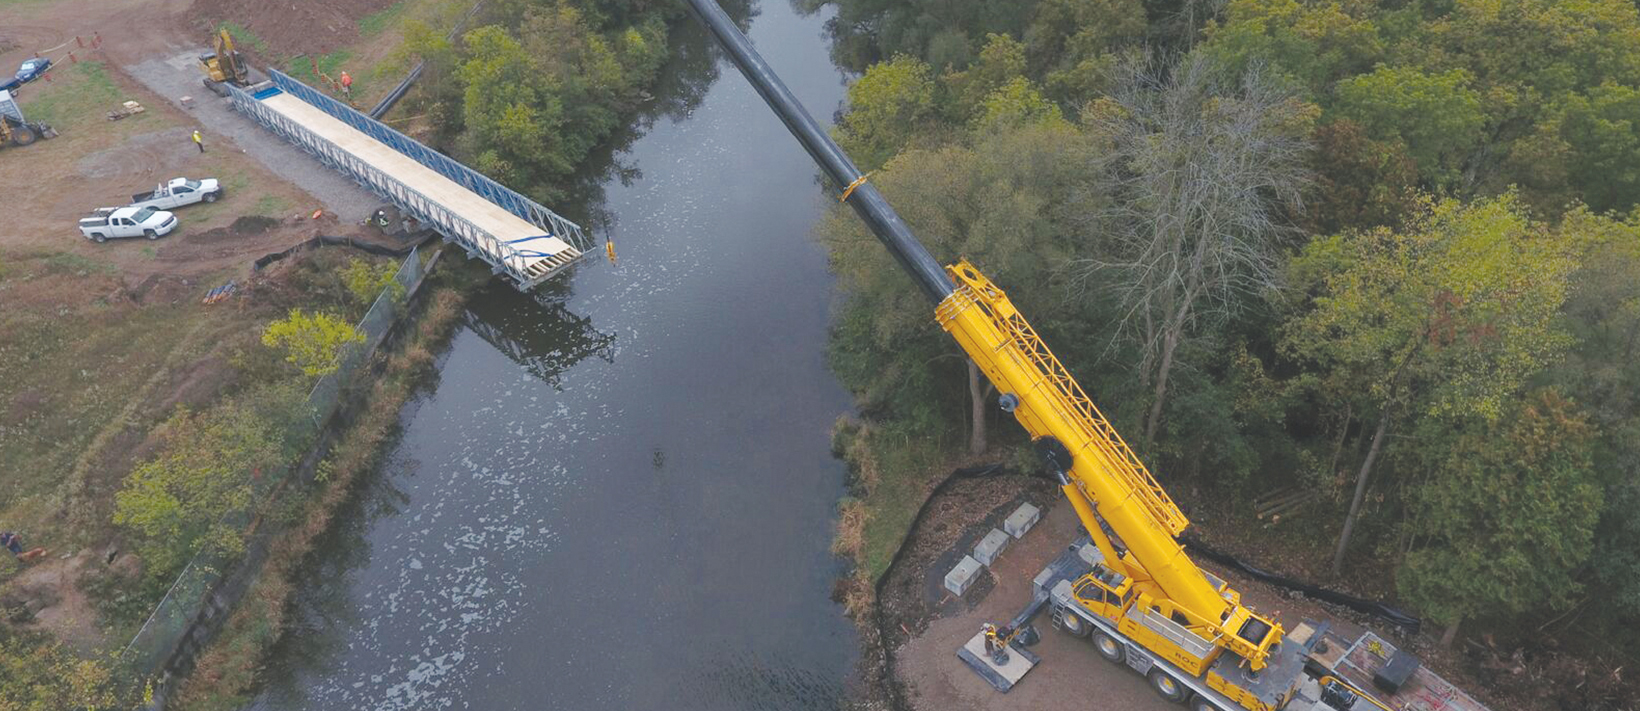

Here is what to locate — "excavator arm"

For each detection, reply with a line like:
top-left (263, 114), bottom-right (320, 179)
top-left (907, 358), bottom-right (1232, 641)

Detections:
top-left (680, 0), bottom-right (1285, 673)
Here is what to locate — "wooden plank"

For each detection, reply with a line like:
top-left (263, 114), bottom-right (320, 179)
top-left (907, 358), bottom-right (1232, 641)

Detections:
top-left (257, 92), bottom-right (572, 274)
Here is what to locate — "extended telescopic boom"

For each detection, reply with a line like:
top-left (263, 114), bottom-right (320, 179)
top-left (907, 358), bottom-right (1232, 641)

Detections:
top-left (682, 0), bottom-right (1288, 684)
top-left (678, 0), bottom-right (953, 303)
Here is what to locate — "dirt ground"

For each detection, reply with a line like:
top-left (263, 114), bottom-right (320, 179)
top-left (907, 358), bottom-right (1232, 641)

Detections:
top-left (876, 476), bottom-right (1536, 711)
top-left (892, 494), bottom-right (1174, 711)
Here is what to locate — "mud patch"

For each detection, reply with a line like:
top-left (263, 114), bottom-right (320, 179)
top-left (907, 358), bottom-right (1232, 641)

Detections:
top-left (233, 215), bottom-right (280, 234)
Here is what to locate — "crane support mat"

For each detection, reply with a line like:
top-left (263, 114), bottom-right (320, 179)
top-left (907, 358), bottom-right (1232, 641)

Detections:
top-left (957, 631), bottom-right (1039, 692)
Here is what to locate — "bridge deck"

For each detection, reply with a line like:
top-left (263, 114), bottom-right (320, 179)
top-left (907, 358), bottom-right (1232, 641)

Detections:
top-left (256, 91), bottom-right (573, 277)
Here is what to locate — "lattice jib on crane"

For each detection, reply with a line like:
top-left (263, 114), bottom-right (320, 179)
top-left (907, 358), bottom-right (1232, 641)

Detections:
top-left (943, 262), bottom-right (1191, 538)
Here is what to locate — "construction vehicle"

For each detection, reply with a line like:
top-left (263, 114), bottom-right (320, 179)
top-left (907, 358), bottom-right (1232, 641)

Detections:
top-left (199, 27), bottom-right (250, 95)
top-left (0, 89), bottom-right (54, 149)
top-left (679, 2), bottom-right (1457, 710)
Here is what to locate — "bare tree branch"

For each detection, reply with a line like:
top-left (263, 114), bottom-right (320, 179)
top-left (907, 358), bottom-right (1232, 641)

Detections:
top-left (1073, 51), bottom-right (1311, 442)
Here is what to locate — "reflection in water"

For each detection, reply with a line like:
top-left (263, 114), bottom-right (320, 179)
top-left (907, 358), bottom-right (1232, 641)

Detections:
top-left (463, 279), bottom-right (618, 390)
top-left (557, 0), bottom-right (758, 233)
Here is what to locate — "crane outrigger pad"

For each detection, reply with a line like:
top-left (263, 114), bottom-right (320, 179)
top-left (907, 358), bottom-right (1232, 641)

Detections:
top-left (956, 630), bottom-right (1040, 692)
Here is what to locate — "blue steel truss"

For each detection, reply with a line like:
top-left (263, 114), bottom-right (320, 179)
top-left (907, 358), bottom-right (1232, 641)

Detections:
top-left (226, 71), bottom-right (592, 290)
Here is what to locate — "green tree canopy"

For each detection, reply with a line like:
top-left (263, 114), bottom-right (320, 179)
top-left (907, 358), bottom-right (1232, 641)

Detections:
top-left (113, 386), bottom-right (310, 582)
top-left (1398, 389), bottom-right (1603, 634)
top-left (834, 55), bottom-right (938, 171)
top-left (1333, 65), bottom-right (1486, 190)
top-left (1285, 193), bottom-right (1577, 573)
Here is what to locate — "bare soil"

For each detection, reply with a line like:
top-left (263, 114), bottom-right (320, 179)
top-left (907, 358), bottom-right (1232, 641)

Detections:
top-left (191, 0), bottom-right (401, 58)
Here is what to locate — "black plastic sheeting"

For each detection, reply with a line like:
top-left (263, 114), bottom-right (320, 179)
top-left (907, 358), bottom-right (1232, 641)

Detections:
top-left (252, 232), bottom-right (438, 270)
top-left (1179, 534), bottom-right (1422, 634)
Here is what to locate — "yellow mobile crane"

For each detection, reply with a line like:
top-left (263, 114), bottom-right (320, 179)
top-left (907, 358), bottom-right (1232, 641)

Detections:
top-left (680, 2), bottom-right (1395, 710)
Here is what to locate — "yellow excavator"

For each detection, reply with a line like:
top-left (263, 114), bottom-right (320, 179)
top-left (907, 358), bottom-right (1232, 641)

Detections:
top-left (199, 27), bottom-right (250, 95)
top-left (681, 1), bottom-right (1404, 710)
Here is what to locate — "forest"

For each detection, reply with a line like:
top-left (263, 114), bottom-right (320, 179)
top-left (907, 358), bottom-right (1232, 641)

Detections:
top-left (805, 0), bottom-right (1640, 677)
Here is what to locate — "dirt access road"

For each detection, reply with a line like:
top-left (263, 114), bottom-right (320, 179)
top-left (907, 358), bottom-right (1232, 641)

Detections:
top-left (0, 0), bottom-right (390, 286)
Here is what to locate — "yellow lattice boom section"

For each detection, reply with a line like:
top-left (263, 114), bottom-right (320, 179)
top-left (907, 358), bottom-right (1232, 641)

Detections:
top-left (942, 263), bottom-right (1190, 537)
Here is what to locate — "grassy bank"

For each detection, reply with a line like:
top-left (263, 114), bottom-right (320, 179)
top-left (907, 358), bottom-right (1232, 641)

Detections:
top-left (170, 267), bottom-right (479, 711)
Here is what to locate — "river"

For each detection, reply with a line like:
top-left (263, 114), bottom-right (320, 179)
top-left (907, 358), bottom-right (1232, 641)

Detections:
top-left (248, 3), bottom-right (859, 709)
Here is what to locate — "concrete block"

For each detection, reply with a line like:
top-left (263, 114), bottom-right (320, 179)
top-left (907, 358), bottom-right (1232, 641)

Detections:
top-left (974, 528), bottom-right (1011, 566)
top-left (1003, 502), bottom-right (1041, 539)
top-left (946, 555), bottom-right (984, 596)
top-left (1032, 565), bottom-right (1057, 596)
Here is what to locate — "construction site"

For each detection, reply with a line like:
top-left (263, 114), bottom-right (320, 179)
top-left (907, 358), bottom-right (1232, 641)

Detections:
top-left (2, 0), bottom-right (1638, 710)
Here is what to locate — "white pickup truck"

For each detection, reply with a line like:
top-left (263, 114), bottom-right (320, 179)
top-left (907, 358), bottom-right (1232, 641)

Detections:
top-left (129, 177), bottom-right (222, 210)
top-left (79, 206), bottom-right (178, 242)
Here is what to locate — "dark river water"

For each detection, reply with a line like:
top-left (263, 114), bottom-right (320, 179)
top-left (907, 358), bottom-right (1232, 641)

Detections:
top-left (249, 3), bottom-right (859, 709)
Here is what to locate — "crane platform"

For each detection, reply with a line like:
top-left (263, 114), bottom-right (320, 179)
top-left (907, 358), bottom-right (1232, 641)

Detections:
top-left (226, 69), bottom-right (592, 290)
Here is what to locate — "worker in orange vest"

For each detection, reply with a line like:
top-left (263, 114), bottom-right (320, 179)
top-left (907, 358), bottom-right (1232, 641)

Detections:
top-left (340, 70), bottom-right (353, 100)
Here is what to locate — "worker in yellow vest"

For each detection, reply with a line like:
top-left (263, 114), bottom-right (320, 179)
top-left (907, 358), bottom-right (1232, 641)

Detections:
top-left (192, 129), bottom-right (204, 153)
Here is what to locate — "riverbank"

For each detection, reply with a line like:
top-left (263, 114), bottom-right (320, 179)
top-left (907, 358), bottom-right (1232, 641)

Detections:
top-left (169, 262), bottom-right (481, 710)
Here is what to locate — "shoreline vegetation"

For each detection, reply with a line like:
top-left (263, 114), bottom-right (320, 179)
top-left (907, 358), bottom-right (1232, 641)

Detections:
top-left (804, 0), bottom-right (1640, 708)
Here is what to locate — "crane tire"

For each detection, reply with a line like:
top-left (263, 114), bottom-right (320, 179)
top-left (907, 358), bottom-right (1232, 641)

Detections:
top-left (1190, 694), bottom-right (1221, 711)
top-left (1093, 631), bottom-right (1125, 664)
top-left (1059, 610), bottom-right (1090, 638)
top-left (92, 233), bottom-right (107, 243)
top-left (1149, 669), bottom-right (1187, 704)
top-left (145, 229), bottom-right (158, 240)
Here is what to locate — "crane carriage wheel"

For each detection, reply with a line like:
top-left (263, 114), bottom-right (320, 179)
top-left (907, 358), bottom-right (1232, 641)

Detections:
top-left (1093, 631), bottom-right (1125, 664)
top-left (1149, 669), bottom-right (1187, 704)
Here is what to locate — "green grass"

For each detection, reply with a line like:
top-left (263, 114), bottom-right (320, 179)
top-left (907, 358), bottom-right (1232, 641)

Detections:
top-left (216, 21), bottom-right (268, 54)
top-left (17, 61), bottom-right (130, 130)
top-left (359, 1), bottom-right (411, 36)
top-left (286, 50), bottom-right (355, 82)
top-left (253, 194), bottom-right (292, 217)
top-left (39, 251), bottom-right (115, 277)
top-left (832, 419), bottom-right (956, 581)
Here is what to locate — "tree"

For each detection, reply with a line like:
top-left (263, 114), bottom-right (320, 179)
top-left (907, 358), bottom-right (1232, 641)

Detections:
top-left (459, 25), bottom-right (566, 186)
top-left (0, 635), bottom-right (116, 711)
top-left (1283, 194), bottom-right (1577, 575)
top-left (1200, 0), bottom-right (1385, 96)
top-left (1077, 51), bottom-right (1312, 444)
top-left (113, 386), bottom-right (310, 581)
top-left (834, 55), bottom-right (938, 171)
top-left (341, 258), bottom-right (403, 310)
top-left (971, 76), bottom-right (1064, 132)
top-left (1398, 389), bottom-right (1603, 646)
top-left (1305, 119), bottom-right (1420, 234)
top-left (821, 122), bottom-right (1086, 453)
top-left (1547, 209), bottom-right (1640, 620)
top-left (1333, 65), bottom-right (1486, 190)
top-left (261, 309), bottom-right (365, 377)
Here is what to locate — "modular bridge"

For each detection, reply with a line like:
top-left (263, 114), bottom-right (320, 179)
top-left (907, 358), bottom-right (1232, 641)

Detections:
top-left (226, 69), bottom-right (592, 290)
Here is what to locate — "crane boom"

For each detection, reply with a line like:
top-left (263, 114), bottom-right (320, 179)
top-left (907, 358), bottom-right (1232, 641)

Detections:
top-left (679, 0), bottom-right (1286, 687)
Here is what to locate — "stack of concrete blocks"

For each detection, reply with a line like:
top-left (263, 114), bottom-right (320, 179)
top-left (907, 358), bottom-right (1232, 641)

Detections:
top-left (944, 502), bottom-right (1045, 597)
